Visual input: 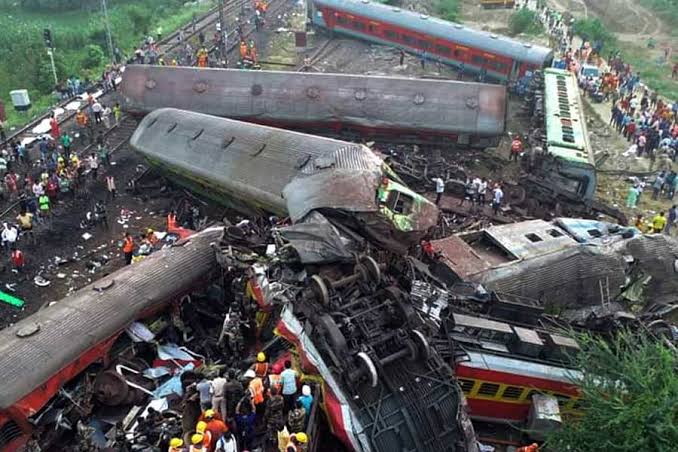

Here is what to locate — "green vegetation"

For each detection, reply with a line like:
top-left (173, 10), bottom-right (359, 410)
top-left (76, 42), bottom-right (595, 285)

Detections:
top-left (639, 0), bottom-right (678, 31)
top-left (508, 9), bottom-right (543, 36)
top-left (435, 0), bottom-right (460, 23)
top-left (0, 0), bottom-right (215, 131)
top-left (547, 332), bottom-right (678, 451)
top-left (572, 17), bottom-right (678, 101)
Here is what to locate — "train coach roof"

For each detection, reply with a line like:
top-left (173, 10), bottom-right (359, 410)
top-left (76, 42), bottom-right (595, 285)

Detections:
top-left (0, 228), bottom-right (222, 410)
top-left (314, 0), bottom-right (553, 65)
top-left (130, 108), bottom-right (385, 221)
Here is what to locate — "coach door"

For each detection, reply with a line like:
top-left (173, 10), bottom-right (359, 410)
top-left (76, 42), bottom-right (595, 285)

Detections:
top-left (510, 60), bottom-right (521, 82)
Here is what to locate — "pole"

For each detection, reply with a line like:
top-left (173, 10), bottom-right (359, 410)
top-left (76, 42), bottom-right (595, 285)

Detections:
top-left (219, 0), bottom-right (226, 57)
top-left (47, 49), bottom-right (58, 86)
top-left (304, 0), bottom-right (309, 31)
top-left (101, 0), bottom-right (114, 63)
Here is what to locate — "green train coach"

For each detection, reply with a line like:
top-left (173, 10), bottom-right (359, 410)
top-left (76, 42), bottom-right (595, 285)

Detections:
top-left (541, 67), bottom-right (596, 203)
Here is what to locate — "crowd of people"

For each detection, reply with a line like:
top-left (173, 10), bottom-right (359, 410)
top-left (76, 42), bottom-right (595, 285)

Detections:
top-left (0, 90), bottom-right (120, 275)
top-left (165, 352), bottom-right (315, 452)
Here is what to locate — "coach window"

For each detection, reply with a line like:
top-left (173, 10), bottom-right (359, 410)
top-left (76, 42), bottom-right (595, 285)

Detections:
top-left (352, 20), bottom-right (365, 31)
top-left (477, 382), bottom-right (500, 397)
top-left (454, 48), bottom-right (467, 60)
top-left (417, 39), bottom-right (430, 50)
top-left (472, 55), bottom-right (486, 66)
top-left (337, 16), bottom-right (348, 25)
top-left (436, 45), bottom-right (451, 56)
top-left (384, 30), bottom-right (398, 40)
top-left (402, 34), bottom-right (415, 45)
top-left (386, 190), bottom-right (414, 215)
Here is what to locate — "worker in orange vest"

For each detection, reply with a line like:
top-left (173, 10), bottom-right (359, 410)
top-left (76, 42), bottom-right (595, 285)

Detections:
top-left (167, 210), bottom-right (178, 231)
top-left (253, 352), bottom-right (269, 377)
top-left (197, 47), bottom-right (209, 68)
top-left (248, 40), bottom-right (258, 62)
top-left (245, 368), bottom-right (265, 408)
top-left (122, 232), bottom-right (134, 265)
top-left (510, 136), bottom-right (523, 162)
top-left (517, 443), bottom-right (538, 452)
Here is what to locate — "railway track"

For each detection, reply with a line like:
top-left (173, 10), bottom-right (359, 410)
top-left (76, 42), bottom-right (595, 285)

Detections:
top-left (0, 0), bottom-right (248, 150)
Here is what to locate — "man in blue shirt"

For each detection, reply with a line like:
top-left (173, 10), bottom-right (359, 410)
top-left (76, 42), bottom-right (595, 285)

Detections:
top-left (280, 360), bottom-right (298, 415)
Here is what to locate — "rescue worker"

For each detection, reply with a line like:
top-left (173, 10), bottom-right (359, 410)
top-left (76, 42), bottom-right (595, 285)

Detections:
top-left (211, 372), bottom-right (228, 420)
top-left (265, 386), bottom-right (285, 446)
top-left (214, 431), bottom-right (237, 452)
top-left (197, 47), bottom-right (209, 68)
top-left (146, 228), bottom-right (159, 246)
top-left (167, 210), bottom-right (178, 231)
top-left (189, 433), bottom-right (205, 451)
top-left (49, 113), bottom-right (60, 140)
top-left (204, 409), bottom-right (229, 450)
top-left (248, 40), bottom-right (258, 62)
top-left (280, 360), bottom-right (298, 414)
top-left (195, 421), bottom-right (212, 449)
top-left (253, 352), bottom-right (269, 377)
top-left (432, 176), bottom-right (444, 205)
top-left (297, 385), bottom-right (313, 427)
top-left (168, 437), bottom-right (185, 452)
top-left (517, 443), bottom-right (538, 452)
top-left (285, 432), bottom-right (308, 452)
top-left (122, 232), bottom-right (134, 265)
top-left (247, 369), bottom-right (265, 414)
top-left (268, 369), bottom-right (283, 395)
top-left (510, 135), bottom-right (523, 162)
top-left (76, 110), bottom-right (89, 142)
top-left (224, 369), bottom-right (244, 419)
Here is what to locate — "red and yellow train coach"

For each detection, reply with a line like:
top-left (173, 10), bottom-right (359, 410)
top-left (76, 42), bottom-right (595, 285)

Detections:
top-left (310, 0), bottom-right (553, 82)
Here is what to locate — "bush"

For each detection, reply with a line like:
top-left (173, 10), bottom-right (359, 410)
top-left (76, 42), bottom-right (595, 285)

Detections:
top-left (81, 44), bottom-right (104, 69)
top-left (508, 9), bottom-right (543, 36)
top-left (572, 18), bottom-right (617, 51)
top-left (436, 0), bottom-right (460, 22)
top-left (126, 5), bottom-right (152, 35)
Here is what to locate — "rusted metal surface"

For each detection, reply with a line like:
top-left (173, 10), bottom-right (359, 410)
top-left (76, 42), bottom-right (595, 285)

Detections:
top-left (119, 65), bottom-right (507, 144)
top-left (479, 219), bottom-right (579, 260)
top-left (431, 235), bottom-right (495, 279)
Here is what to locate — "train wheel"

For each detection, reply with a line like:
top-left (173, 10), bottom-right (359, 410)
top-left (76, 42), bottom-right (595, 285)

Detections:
top-left (412, 330), bottom-right (431, 361)
top-left (356, 352), bottom-right (379, 388)
top-left (360, 256), bottom-right (381, 284)
top-left (310, 275), bottom-right (330, 306)
top-left (317, 314), bottom-right (348, 356)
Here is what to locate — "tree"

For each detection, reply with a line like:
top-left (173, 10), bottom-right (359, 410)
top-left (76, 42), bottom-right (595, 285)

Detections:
top-left (81, 44), bottom-right (104, 69)
top-left (547, 332), bottom-right (678, 451)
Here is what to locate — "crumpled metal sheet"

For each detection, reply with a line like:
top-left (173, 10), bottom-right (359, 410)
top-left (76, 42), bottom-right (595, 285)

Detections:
top-left (283, 169), bottom-right (381, 222)
top-left (278, 211), bottom-right (355, 264)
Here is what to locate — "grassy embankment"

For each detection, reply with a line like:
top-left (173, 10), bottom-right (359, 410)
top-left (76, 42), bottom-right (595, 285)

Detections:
top-left (573, 16), bottom-right (678, 101)
top-left (0, 0), bottom-right (215, 132)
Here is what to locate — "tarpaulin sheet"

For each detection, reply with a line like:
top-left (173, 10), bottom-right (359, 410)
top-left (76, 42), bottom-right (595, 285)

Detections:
top-left (278, 211), bottom-right (354, 264)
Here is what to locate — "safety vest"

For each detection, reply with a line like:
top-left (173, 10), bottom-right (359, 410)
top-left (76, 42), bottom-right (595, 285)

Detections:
top-left (239, 42), bottom-right (248, 58)
top-left (249, 377), bottom-right (264, 405)
top-left (123, 237), bottom-right (134, 253)
top-left (254, 362), bottom-right (269, 378)
top-left (167, 213), bottom-right (177, 230)
top-left (38, 195), bottom-right (50, 211)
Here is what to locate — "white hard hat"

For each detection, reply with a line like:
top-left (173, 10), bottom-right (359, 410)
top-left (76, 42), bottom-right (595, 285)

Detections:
top-left (244, 369), bottom-right (256, 379)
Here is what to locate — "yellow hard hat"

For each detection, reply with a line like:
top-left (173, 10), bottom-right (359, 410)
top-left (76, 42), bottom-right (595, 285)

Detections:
top-left (204, 409), bottom-right (215, 419)
top-left (191, 433), bottom-right (204, 444)
top-left (257, 352), bottom-right (266, 362)
top-left (295, 432), bottom-right (308, 443)
top-left (170, 438), bottom-right (184, 447)
top-left (196, 421), bottom-right (208, 433)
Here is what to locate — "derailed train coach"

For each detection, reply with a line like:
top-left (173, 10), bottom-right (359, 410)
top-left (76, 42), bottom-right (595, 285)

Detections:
top-left (309, 0), bottom-right (553, 82)
top-left (120, 65), bottom-right (508, 148)
top-left (130, 108), bottom-right (439, 252)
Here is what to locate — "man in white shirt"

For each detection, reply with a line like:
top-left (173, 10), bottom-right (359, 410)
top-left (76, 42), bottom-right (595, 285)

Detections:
top-left (432, 177), bottom-right (445, 205)
top-left (32, 181), bottom-right (44, 198)
top-left (1, 222), bottom-right (18, 252)
top-left (478, 178), bottom-right (488, 205)
top-left (492, 185), bottom-right (504, 215)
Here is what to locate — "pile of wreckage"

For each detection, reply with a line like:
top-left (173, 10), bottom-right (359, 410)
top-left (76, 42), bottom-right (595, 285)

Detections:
top-left (2, 210), bottom-right (676, 451)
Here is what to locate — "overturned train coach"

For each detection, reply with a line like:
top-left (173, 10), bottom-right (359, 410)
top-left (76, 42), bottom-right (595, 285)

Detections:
top-left (0, 228), bottom-right (223, 451)
top-left (130, 108), bottom-right (439, 252)
top-left (120, 65), bottom-right (508, 148)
